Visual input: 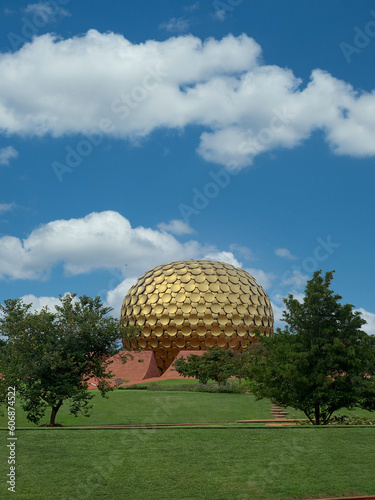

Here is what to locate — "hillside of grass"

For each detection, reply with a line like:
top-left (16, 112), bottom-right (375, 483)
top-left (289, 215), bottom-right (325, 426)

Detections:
top-left (1, 427), bottom-right (374, 499)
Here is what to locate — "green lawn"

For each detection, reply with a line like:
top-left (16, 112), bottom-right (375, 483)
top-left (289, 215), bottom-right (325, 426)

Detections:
top-left (0, 390), bottom-right (273, 428)
top-left (1, 427), bottom-right (374, 499)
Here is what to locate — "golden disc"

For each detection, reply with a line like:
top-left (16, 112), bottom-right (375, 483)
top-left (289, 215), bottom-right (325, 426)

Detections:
top-left (190, 338), bottom-right (200, 348)
top-left (238, 326), bottom-right (247, 336)
top-left (209, 282), bottom-right (220, 292)
top-left (154, 304), bottom-right (164, 315)
top-left (174, 314), bottom-right (184, 326)
top-left (223, 304), bottom-right (233, 314)
top-left (211, 303), bottom-right (221, 314)
top-left (145, 284), bottom-right (156, 294)
top-left (218, 315), bottom-right (228, 326)
top-left (181, 325), bottom-right (192, 336)
top-left (190, 292), bottom-right (200, 303)
top-left (184, 281), bottom-right (196, 292)
top-left (190, 314), bottom-right (199, 326)
top-left (160, 315), bottom-right (169, 326)
top-left (203, 314), bottom-right (214, 326)
top-left (232, 314), bottom-right (242, 326)
top-left (136, 316), bottom-right (145, 326)
top-left (161, 293), bottom-right (172, 304)
top-left (154, 326), bottom-right (163, 337)
top-left (149, 293), bottom-right (159, 304)
top-left (167, 303), bottom-right (177, 315)
top-left (225, 325), bottom-right (234, 336)
top-left (175, 292), bottom-right (185, 303)
top-left (211, 325), bottom-right (221, 336)
top-left (197, 325), bottom-right (207, 336)
top-left (181, 303), bottom-right (192, 314)
top-left (142, 326), bottom-right (151, 336)
top-left (196, 303), bottom-right (206, 314)
top-left (170, 282), bottom-right (181, 293)
top-left (147, 315), bottom-right (157, 326)
top-left (167, 325), bottom-right (177, 336)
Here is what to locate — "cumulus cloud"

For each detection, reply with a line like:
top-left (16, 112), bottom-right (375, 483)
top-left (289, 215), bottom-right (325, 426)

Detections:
top-left (245, 268), bottom-right (275, 289)
top-left (355, 308), bottom-right (375, 336)
top-left (105, 277), bottom-right (138, 317)
top-left (157, 219), bottom-right (195, 235)
top-left (229, 243), bottom-right (254, 260)
top-left (184, 2), bottom-right (200, 12)
top-left (1, 32), bottom-right (375, 169)
top-left (275, 247), bottom-right (297, 260)
top-left (0, 211), bottom-right (210, 281)
top-left (0, 202), bottom-right (16, 214)
top-left (20, 293), bottom-right (68, 312)
top-left (0, 146), bottom-right (18, 166)
top-left (203, 251), bottom-right (242, 268)
top-left (24, 2), bottom-right (70, 22)
top-left (213, 9), bottom-right (227, 22)
top-left (281, 269), bottom-right (308, 288)
top-left (159, 17), bottom-right (190, 33)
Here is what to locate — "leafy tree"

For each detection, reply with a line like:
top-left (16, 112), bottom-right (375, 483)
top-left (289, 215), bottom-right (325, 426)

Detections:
top-left (0, 294), bottom-right (134, 426)
top-left (247, 270), bottom-right (375, 425)
top-left (174, 347), bottom-right (236, 386)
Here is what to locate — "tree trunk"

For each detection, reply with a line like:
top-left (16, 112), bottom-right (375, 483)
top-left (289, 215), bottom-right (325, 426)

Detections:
top-left (314, 403), bottom-right (320, 425)
top-left (49, 400), bottom-right (63, 426)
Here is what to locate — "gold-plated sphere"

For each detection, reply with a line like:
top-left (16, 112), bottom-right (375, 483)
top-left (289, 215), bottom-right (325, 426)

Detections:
top-left (121, 259), bottom-right (274, 373)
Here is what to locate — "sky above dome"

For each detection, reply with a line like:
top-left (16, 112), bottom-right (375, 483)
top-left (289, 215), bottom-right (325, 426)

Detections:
top-left (0, 0), bottom-right (374, 333)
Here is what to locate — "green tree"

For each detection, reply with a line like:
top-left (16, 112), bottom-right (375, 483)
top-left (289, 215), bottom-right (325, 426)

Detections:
top-left (174, 347), bottom-right (235, 386)
top-left (0, 294), bottom-right (134, 426)
top-left (247, 270), bottom-right (375, 424)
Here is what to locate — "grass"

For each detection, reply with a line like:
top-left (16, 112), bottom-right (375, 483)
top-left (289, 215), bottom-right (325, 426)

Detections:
top-left (0, 390), bottom-right (274, 428)
top-left (1, 427), bottom-right (374, 499)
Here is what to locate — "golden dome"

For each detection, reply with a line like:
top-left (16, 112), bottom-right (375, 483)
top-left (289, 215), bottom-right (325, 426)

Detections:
top-left (121, 259), bottom-right (273, 373)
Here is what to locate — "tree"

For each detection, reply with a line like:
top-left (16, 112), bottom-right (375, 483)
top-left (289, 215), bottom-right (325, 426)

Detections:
top-left (174, 347), bottom-right (236, 386)
top-left (247, 270), bottom-right (375, 425)
top-left (0, 294), bottom-right (134, 426)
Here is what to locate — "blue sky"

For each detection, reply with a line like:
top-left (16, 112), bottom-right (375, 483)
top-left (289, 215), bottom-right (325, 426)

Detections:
top-left (0, 0), bottom-right (374, 333)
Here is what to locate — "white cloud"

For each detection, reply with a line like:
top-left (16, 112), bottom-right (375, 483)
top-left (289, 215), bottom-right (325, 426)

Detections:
top-left (229, 243), bottom-right (254, 260)
top-left (213, 9), bottom-right (227, 22)
top-left (0, 202), bottom-right (16, 214)
top-left (159, 17), bottom-right (190, 33)
top-left (24, 2), bottom-right (70, 22)
top-left (105, 277), bottom-right (138, 317)
top-left (1, 32), bottom-right (375, 169)
top-left (203, 251), bottom-right (242, 268)
top-left (21, 293), bottom-right (65, 312)
top-left (157, 219), bottom-right (195, 235)
top-left (245, 268), bottom-right (275, 289)
top-left (355, 308), bottom-right (375, 336)
top-left (184, 2), bottom-right (200, 12)
top-left (275, 248), bottom-right (297, 260)
top-left (271, 301), bottom-right (285, 325)
top-left (0, 146), bottom-right (18, 166)
top-left (0, 211), bottom-right (211, 281)
top-left (281, 269), bottom-right (308, 288)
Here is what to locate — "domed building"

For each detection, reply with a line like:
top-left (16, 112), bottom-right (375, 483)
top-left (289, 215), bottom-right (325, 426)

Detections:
top-left (121, 259), bottom-right (273, 373)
